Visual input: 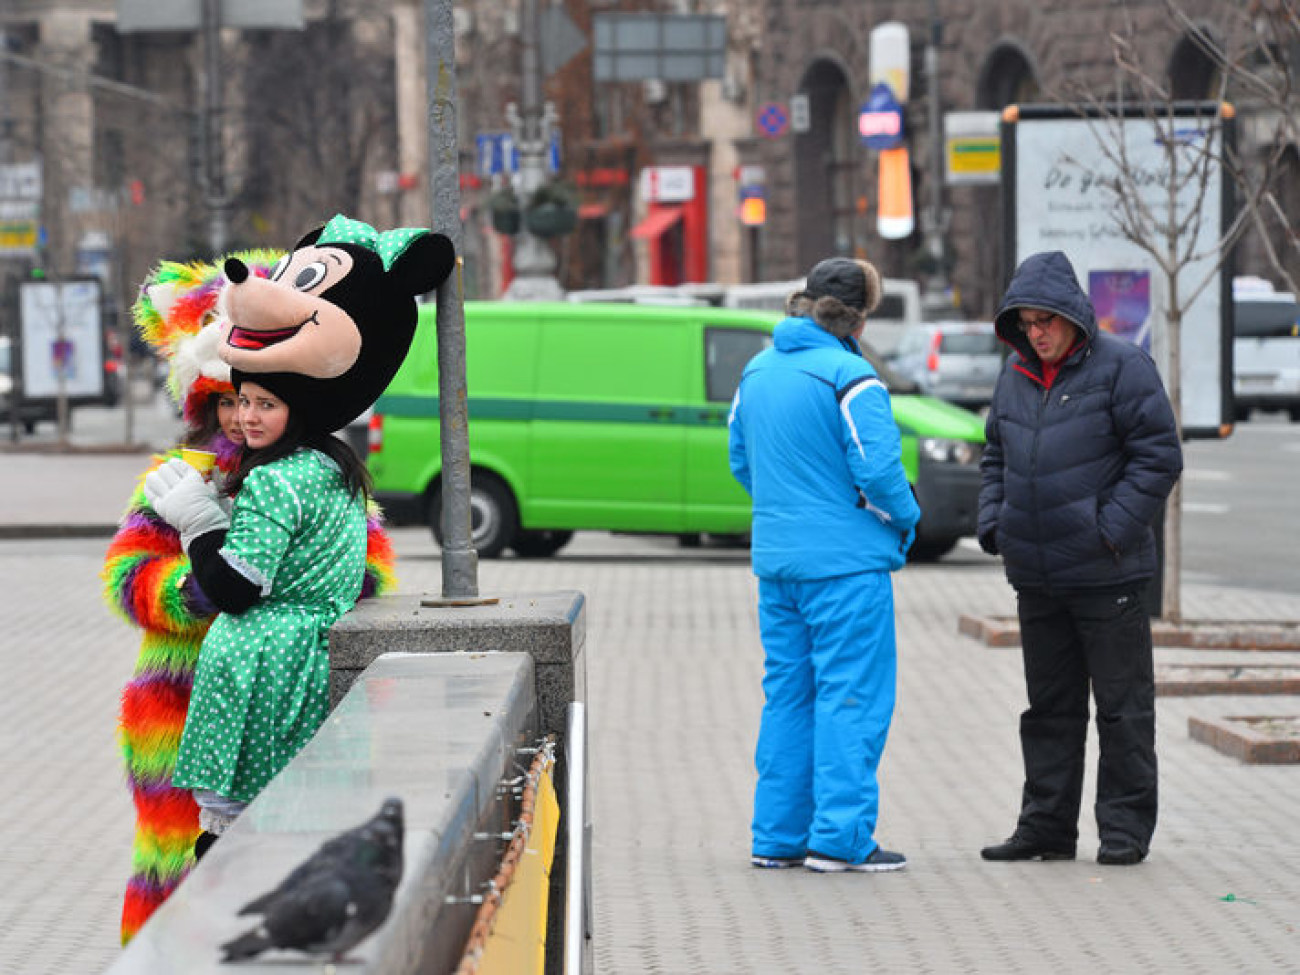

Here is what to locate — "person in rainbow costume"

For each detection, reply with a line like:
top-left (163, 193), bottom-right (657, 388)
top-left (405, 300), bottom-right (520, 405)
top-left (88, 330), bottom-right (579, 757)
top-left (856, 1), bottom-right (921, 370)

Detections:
top-left (102, 252), bottom-right (397, 944)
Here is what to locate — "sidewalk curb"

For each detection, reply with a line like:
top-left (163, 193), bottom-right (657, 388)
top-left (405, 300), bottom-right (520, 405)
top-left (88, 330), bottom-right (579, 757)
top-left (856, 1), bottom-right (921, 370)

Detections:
top-left (0, 443), bottom-right (156, 456)
top-left (0, 525), bottom-right (118, 540)
top-left (959, 613), bottom-right (1300, 650)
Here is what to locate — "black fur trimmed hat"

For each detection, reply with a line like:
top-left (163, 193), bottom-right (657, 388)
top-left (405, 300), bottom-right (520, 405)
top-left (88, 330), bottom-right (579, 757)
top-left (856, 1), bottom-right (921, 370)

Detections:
top-left (786, 257), bottom-right (883, 338)
top-left (806, 257), bottom-right (879, 313)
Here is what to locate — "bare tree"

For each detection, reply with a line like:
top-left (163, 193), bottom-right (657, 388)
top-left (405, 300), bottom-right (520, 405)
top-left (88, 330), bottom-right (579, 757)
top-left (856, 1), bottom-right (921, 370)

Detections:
top-left (1167, 0), bottom-right (1300, 294)
top-left (235, 0), bottom-right (399, 241)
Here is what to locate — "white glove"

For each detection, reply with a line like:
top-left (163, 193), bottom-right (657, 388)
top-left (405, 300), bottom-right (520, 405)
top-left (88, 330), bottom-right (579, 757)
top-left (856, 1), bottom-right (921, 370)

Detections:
top-left (143, 457), bottom-right (231, 550)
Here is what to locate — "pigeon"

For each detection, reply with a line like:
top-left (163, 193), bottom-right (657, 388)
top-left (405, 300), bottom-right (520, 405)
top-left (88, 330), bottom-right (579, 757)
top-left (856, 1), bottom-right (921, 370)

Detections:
top-left (219, 797), bottom-right (405, 963)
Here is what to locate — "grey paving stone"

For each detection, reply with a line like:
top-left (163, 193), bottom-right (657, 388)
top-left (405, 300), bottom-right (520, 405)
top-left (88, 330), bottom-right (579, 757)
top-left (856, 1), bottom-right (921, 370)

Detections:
top-left (3, 529), bottom-right (1300, 973)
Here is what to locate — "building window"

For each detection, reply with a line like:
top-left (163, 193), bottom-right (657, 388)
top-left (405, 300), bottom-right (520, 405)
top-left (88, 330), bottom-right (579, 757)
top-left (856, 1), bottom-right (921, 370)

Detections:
top-left (1168, 29), bottom-right (1222, 100)
top-left (976, 43), bottom-right (1040, 111)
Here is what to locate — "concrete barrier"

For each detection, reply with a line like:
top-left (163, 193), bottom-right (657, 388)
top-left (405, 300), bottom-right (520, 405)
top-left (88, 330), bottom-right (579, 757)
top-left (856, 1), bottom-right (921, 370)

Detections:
top-left (328, 589), bottom-right (589, 973)
top-left (108, 651), bottom-right (543, 973)
top-left (329, 590), bottom-right (587, 739)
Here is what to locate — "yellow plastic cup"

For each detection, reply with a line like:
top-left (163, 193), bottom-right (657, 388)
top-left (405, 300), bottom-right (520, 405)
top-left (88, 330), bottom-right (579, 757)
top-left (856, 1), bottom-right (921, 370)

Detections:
top-left (180, 449), bottom-right (217, 478)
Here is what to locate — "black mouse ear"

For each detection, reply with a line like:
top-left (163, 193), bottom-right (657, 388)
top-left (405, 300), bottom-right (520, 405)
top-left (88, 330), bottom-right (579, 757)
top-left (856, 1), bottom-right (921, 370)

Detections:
top-left (389, 233), bottom-right (456, 297)
top-left (294, 225), bottom-right (326, 250)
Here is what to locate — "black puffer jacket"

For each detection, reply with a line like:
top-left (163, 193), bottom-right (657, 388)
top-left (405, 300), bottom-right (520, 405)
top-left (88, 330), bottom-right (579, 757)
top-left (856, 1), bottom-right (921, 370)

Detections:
top-left (978, 251), bottom-right (1183, 591)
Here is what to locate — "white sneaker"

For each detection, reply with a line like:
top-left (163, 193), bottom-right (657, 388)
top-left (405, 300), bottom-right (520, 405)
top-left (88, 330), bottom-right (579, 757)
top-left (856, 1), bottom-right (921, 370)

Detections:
top-left (804, 847), bottom-right (907, 873)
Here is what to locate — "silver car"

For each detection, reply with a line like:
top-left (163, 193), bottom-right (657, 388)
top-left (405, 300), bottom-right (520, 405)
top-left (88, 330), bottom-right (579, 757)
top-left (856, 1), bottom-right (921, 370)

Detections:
top-left (889, 321), bottom-right (1002, 409)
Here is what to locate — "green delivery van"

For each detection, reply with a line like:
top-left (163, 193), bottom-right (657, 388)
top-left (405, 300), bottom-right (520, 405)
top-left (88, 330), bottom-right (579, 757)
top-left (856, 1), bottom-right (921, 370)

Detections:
top-left (367, 301), bottom-right (986, 560)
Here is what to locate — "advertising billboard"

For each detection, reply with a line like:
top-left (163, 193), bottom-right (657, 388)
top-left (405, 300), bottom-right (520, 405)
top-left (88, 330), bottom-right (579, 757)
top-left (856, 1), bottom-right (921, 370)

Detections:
top-left (19, 279), bottom-right (106, 400)
top-left (1001, 103), bottom-right (1235, 437)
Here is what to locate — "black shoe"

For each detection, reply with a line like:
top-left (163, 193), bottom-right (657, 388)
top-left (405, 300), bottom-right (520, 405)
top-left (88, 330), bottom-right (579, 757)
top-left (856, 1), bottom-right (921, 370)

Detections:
top-left (751, 853), bottom-right (804, 869)
top-left (980, 835), bottom-right (1076, 861)
top-left (1097, 843), bottom-right (1146, 866)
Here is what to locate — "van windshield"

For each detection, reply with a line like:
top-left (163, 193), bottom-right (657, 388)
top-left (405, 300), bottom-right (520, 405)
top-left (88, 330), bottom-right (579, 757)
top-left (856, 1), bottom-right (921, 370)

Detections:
top-left (1235, 298), bottom-right (1300, 338)
top-left (859, 338), bottom-right (918, 394)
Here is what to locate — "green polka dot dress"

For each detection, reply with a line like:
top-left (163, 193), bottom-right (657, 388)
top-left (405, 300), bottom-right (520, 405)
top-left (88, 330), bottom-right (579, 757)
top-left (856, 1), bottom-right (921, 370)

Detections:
top-left (174, 449), bottom-right (367, 803)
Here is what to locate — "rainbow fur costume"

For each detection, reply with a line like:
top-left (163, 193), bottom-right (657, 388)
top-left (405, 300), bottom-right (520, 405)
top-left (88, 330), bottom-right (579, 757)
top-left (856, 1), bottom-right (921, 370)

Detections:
top-left (104, 253), bottom-right (397, 943)
top-left (104, 453), bottom-right (395, 943)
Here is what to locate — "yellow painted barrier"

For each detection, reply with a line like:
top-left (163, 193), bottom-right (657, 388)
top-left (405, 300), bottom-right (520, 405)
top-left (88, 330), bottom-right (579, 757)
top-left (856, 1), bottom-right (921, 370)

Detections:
top-left (457, 742), bottom-right (560, 975)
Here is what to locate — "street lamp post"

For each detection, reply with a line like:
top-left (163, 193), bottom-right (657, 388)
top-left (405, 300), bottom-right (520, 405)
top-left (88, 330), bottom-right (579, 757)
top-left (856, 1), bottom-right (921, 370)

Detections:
top-left (921, 0), bottom-right (950, 316)
top-left (503, 0), bottom-right (563, 300)
top-left (423, 0), bottom-right (489, 603)
top-left (201, 0), bottom-right (228, 255)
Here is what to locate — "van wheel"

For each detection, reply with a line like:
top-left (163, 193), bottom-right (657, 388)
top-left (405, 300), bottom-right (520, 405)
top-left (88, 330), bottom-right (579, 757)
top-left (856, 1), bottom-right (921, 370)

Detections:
top-left (428, 474), bottom-right (519, 559)
top-left (511, 530), bottom-right (574, 558)
top-left (908, 534), bottom-right (958, 562)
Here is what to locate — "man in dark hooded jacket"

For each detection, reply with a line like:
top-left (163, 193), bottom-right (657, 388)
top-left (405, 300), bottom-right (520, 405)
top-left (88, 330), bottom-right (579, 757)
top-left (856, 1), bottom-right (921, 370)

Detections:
top-left (977, 250), bottom-right (1182, 867)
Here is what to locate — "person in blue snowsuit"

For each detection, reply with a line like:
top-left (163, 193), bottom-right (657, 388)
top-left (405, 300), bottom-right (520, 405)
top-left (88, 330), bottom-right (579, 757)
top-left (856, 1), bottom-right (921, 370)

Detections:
top-left (728, 257), bottom-right (920, 874)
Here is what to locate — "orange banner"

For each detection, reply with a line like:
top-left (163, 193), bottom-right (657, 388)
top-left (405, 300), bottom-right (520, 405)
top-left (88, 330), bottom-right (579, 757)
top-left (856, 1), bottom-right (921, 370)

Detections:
top-left (877, 147), bottom-right (914, 240)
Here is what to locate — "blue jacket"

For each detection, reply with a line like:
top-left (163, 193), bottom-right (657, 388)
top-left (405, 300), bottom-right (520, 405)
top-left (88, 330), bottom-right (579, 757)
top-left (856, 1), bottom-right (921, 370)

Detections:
top-left (729, 316), bottom-right (919, 580)
top-left (979, 251), bottom-right (1183, 591)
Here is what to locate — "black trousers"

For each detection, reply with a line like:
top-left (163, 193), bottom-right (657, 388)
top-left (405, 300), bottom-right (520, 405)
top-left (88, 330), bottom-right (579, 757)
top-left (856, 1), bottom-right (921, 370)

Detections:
top-left (1014, 586), bottom-right (1157, 852)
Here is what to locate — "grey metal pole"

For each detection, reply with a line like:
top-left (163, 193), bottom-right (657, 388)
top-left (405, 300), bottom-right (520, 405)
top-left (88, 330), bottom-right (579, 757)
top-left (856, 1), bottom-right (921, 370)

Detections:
top-left (424, 0), bottom-right (483, 602)
top-left (0, 27), bottom-right (16, 445)
top-left (202, 0), bottom-right (228, 254)
top-left (922, 0), bottom-right (948, 313)
top-left (564, 702), bottom-right (591, 975)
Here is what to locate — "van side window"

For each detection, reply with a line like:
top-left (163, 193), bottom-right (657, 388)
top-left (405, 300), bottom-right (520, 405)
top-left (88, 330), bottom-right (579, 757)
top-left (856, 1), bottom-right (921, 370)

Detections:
top-left (874, 294), bottom-right (905, 320)
top-left (705, 327), bottom-right (772, 402)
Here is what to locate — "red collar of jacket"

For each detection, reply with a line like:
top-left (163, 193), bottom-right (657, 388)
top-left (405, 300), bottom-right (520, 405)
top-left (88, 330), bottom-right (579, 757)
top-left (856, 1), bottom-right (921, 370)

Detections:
top-left (1013, 338), bottom-right (1087, 389)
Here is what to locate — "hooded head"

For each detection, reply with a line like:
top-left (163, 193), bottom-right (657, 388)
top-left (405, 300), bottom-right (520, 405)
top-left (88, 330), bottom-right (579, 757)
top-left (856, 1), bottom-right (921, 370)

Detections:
top-left (132, 250), bottom-right (283, 425)
top-left (219, 215), bottom-right (455, 434)
top-left (785, 257), bottom-right (883, 338)
top-left (994, 251), bottom-right (1097, 363)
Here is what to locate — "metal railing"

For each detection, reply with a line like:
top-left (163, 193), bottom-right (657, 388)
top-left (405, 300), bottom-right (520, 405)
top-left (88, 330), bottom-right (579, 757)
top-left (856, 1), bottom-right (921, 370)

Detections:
top-left (564, 702), bottom-right (591, 975)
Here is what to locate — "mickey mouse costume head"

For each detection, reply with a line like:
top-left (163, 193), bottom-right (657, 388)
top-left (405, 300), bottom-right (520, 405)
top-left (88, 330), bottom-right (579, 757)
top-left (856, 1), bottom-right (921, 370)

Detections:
top-left (218, 214), bottom-right (455, 433)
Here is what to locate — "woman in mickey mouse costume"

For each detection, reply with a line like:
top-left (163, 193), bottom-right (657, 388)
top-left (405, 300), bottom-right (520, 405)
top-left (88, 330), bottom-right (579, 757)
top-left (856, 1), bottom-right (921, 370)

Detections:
top-left (103, 248), bottom-right (403, 942)
top-left (143, 215), bottom-right (453, 859)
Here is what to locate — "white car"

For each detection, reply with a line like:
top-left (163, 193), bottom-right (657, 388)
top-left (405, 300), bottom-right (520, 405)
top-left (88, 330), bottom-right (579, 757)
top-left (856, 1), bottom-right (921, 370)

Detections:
top-left (889, 321), bottom-right (1002, 410)
top-left (1232, 278), bottom-right (1300, 422)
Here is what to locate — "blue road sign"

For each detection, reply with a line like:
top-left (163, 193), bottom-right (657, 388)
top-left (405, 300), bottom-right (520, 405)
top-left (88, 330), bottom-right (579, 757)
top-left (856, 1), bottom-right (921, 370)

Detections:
top-left (477, 133), bottom-right (521, 176)
top-left (757, 102), bottom-right (789, 139)
top-left (476, 134), bottom-right (502, 176)
top-left (859, 82), bottom-right (905, 150)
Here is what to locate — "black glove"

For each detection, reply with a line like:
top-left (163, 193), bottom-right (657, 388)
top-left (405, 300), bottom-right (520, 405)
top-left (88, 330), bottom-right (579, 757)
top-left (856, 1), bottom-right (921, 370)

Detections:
top-left (978, 528), bottom-right (998, 556)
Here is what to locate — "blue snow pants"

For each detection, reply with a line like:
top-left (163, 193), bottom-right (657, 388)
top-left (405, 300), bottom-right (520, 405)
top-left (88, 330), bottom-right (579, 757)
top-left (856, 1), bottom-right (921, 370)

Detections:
top-left (752, 570), bottom-right (898, 863)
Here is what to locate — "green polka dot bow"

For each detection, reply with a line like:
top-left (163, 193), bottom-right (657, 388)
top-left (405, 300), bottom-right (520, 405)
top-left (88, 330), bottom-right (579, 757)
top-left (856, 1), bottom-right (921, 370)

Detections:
top-left (316, 214), bottom-right (429, 271)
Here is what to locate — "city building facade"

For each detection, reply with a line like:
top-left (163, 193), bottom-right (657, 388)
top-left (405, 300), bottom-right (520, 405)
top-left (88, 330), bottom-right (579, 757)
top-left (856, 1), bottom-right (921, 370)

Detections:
top-left (0, 0), bottom-right (1294, 331)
